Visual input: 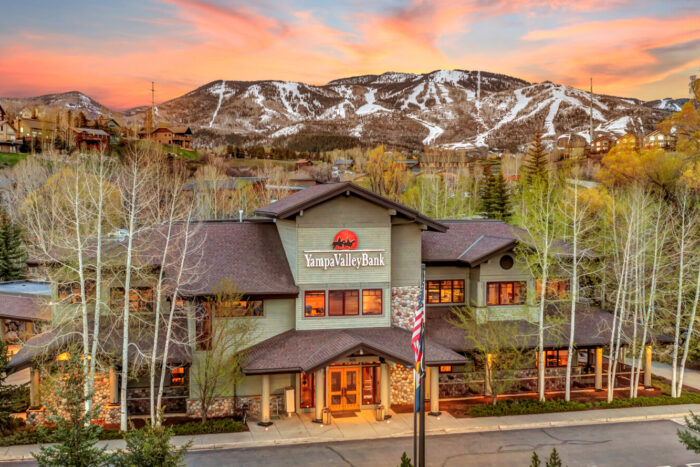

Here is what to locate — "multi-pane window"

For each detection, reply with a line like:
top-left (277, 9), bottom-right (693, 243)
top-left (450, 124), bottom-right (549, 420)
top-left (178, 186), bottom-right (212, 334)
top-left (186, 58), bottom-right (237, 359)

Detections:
top-left (58, 281), bottom-right (95, 303)
top-left (215, 300), bottom-right (264, 317)
top-left (427, 280), bottom-right (465, 304)
top-left (362, 289), bottom-right (383, 315)
top-left (195, 302), bottom-right (212, 351)
top-left (170, 367), bottom-right (186, 386)
top-left (486, 281), bottom-right (526, 306)
top-left (536, 279), bottom-right (570, 301)
top-left (542, 350), bottom-right (568, 367)
top-left (329, 290), bottom-right (359, 316)
top-left (304, 291), bottom-right (326, 317)
top-left (300, 372), bottom-right (315, 408)
top-left (110, 287), bottom-right (153, 313)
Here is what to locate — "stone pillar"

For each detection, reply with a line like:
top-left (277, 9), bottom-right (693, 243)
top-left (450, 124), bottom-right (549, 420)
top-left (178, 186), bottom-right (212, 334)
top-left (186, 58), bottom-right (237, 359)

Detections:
top-left (595, 347), bottom-right (603, 391)
top-left (484, 354), bottom-right (493, 397)
top-left (314, 369), bottom-right (324, 422)
top-left (109, 367), bottom-right (119, 404)
top-left (260, 374), bottom-right (271, 425)
top-left (644, 345), bottom-right (653, 388)
top-left (29, 366), bottom-right (40, 407)
top-left (429, 367), bottom-right (440, 416)
top-left (380, 362), bottom-right (390, 412)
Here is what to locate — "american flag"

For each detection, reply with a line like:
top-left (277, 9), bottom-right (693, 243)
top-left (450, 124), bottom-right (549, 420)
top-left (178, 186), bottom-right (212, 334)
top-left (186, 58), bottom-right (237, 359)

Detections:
top-left (412, 270), bottom-right (426, 412)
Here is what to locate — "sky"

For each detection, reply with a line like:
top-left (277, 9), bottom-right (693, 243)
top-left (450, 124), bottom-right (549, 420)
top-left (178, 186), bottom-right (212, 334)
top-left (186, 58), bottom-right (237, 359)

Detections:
top-left (0, 0), bottom-right (698, 110)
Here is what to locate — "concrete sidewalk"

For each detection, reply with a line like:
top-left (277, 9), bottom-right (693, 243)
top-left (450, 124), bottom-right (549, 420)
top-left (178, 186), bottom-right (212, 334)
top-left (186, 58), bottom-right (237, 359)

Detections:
top-left (2, 404), bottom-right (699, 463)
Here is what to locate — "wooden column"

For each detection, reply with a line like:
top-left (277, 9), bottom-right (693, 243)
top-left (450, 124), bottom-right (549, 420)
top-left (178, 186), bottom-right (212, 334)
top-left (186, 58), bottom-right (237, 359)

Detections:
top-left (595, 347), bottom-right (603, 391)
top-left (314, 369), bottom-right (324, 422)
top-left (109, 367), bottom-right (119, 404)
top-left (260, 374), bottom-right (271, 424)
top-left (294, 373), bottom-right (302, 414)
top-left (29, 366), bottom-right (40, 407)
top-left (644, 345), bottom-right (653, 388)
top-left (429, 367), bottom-right (440, 416)
top-left (484, 354), bottom-right (493, 397)
top-left (380, 362), bottom-right (390, 411)
top-left (26, 321), bottom-right (34, 338)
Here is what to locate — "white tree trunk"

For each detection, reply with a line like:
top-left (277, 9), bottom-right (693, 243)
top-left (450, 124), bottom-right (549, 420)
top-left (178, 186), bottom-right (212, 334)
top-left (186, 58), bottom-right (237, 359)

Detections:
top-left (677, 266), bottom-right (700, 396)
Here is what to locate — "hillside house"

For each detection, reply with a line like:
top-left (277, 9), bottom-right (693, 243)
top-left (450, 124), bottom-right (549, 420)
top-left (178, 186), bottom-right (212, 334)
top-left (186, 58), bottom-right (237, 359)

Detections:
top-left (590, 136), bottom-right (615, 155)
top-left (8, 182), bottom-right (667, 427)
top-left (615, 133), bottom-right (639, 151)
top-left (143, 126), bottom-right (194, 149)
top-left (296, 159), bottom-right (314, 170)
top-left (89, 117), bottom-right (121, 143)
top-left (15, 118), bottom-right (57, 144)
top-left (0, 104), bottom-right (6, 121)
top-left (0, 120), bottom-right (20, 153)
top-left (642, 129), bottom-right (676, 150)
top-left (72, 128), bottom-right (110, 152)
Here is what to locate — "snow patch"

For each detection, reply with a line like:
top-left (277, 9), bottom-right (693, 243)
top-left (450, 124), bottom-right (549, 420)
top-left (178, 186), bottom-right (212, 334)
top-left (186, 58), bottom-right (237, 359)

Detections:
top-left (271, 123), bottom-right (304, 138)
top-left (356, 88), bottom-right (390, 115)
top-left (409, 116), bottom-right (444, 145)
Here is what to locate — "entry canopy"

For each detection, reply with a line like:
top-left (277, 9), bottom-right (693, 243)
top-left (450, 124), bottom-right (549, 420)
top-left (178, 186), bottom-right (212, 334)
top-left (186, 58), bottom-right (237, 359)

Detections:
top-left (255, 182), bottom-right (447, 232)
top-left (242, 326), bottom-right (465, 375)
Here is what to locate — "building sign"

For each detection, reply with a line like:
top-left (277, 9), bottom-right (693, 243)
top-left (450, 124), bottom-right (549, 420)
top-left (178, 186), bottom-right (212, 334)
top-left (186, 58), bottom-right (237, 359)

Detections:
top-left (304, 230), bottom-right (385, 270)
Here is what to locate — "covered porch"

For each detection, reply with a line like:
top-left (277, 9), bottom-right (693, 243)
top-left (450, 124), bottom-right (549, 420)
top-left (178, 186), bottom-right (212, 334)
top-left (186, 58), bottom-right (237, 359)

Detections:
top-left (242, 327), bottom-right (466, 425)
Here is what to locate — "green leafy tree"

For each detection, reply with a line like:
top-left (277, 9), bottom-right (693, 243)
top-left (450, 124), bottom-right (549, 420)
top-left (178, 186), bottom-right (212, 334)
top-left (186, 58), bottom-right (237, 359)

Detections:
top-left (114, 417), bottom-right (190, 467)
top-left (32, 351), bottom-right (112, 467)
top-left (678, 411), bottom-right (700, 454)
top-left (0, 205), bottom-right (27, 280)
top-left (522, 129), bottom-right (550, 185)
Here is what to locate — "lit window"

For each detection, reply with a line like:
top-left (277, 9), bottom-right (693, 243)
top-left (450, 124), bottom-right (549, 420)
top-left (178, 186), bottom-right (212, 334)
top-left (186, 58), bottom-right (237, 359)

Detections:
top-left (439, 365), bottom-right (452, 373)
top-left (195, 303), bottom-right (212, 351)
top-left (486, 282), bottom-right (527, 306)
top-left (536, 279), bottom-right (570, 301)
top-left (304, 291), bottom-right (326, 317)
top-left (329, 290), bottom-right (359, 316)
top-left (362, 289), bottom-right (383, 315)
top-left (170, 367), bottom-right (185, 386)
top-left (426, 280), bottom-right (465, 304)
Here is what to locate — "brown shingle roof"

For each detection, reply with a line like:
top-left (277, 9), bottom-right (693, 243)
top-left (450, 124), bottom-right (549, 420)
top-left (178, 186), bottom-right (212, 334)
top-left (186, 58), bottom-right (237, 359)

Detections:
top-left (425, 303), bottom-right (673, 352)
top-left (0, 295), bottom-right (51, 321)
top-left (243, 327), bottom-right (465, 374)
top-left (140, 220), bottom-right (298, 297)
top-left (7, 317), bottom-right (191, 371)
top-left (255, 182), bottom-right (446, 232)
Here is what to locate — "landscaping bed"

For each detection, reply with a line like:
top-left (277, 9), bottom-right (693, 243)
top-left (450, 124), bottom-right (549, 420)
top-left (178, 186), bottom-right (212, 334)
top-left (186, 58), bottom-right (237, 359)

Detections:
top-left (0, 417), bottom-right (247, 447)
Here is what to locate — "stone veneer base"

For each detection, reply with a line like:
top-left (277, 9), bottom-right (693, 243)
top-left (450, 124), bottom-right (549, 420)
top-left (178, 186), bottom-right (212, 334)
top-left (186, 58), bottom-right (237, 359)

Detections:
top-left (391, 286), bottom-right (420, 330)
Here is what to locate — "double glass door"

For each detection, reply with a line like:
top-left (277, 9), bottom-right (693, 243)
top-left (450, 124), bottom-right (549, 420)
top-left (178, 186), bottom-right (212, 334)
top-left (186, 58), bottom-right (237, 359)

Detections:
top-left (328, 367), bottom-right (360, 411)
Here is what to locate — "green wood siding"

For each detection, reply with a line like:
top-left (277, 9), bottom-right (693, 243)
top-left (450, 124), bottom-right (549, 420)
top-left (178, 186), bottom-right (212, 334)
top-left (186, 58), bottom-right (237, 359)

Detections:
top-left (391, 223), bottom-right (422, 287)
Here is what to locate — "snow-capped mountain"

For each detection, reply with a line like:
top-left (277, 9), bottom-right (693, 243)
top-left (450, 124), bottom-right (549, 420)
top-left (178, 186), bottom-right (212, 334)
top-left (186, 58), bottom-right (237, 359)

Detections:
top-left (2, 70), bottom-right (681, 152)
top-left (124, 70), bottom-right (673, 151)
top-left (644, 97), bottom-right (688, 113)
top-left (0, 91), bottom-right (117, 120)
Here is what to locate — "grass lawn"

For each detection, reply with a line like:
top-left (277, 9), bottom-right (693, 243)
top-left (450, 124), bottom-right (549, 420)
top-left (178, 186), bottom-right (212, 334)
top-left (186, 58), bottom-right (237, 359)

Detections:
top-left (163, 145), bottom-right (200, 161)
top-left (0, 152), bottom-right (27, 167)
top-left (226, 158), bottom-right (297, 168)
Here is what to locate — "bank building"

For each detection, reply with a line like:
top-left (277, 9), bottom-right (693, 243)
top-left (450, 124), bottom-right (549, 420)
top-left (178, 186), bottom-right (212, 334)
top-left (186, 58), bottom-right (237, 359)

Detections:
top-left (6, 182), bottom-right (659, 426)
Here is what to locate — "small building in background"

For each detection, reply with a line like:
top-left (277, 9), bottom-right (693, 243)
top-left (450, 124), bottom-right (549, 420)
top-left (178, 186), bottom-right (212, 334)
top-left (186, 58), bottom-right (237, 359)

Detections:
top-left (615, 133), bottom-right (639, 151)
top-left (590, 135), bottom-right (615, 155)
top-left (0, 120), bottom-right (20, 153)
top-left (333, 159), bottom-right (354, 171)
top-left (296, 158), bottom-right (314, 170)
top-left (142, 126), bottom-right (193, 149)
top-left (642, 129), bottom-right (676, 150)
top-left (73, 128), bottom-right (110, 152)
top-left (0, 281), bottom-right (51, 360)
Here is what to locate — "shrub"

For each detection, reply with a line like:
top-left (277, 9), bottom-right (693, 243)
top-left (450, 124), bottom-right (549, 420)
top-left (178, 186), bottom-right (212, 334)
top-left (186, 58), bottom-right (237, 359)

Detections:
top-left (170, 417), bottom-right (246, 436)
top-left (114, 420), bottom-right (191, 467)
top-left (470, 399), bottom-right (590, 417)
top-left (398, 451), bottom-right (413, 467)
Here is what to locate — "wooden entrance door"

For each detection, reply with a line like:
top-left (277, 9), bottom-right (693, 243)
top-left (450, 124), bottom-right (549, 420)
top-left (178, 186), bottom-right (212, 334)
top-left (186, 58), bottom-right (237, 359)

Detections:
top-left (328, 367), bottom-right (360, 411)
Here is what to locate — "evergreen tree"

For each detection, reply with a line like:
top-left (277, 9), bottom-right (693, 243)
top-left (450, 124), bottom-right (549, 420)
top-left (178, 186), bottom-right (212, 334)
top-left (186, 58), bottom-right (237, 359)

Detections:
top-left (0, 206), bottom-right (27, 281)
top-left (545, 447), bottom-right (564, 467)
top-left (522, 129), bottom-right (550, 185)
top-left (480, 165), bottom-right (511, 221)
top-left (32, 351), bottom-right (112, 467)
top-left (398, 452), bottom-right (413, 467)
top-left (530, 451), bottom-right (541, 467)
top-left (114, 417), bottom-right (190, 467)
top-left (0, 339), bottom-right (18, 434)
top-left (678, 411), bottom-right (700, 453)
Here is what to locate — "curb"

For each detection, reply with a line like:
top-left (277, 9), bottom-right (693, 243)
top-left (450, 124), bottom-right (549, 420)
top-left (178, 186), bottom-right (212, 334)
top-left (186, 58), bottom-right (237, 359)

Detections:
top-left (0, 411), bottom-right (692, 463)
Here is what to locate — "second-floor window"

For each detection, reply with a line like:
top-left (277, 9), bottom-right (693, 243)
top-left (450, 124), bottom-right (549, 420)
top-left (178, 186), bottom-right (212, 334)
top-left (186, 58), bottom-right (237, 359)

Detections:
top-left (427, 280), bottom-right (465, 304)
top-left (195, 302), bottom-right (212, 351)
top-left (486, 281), bottom-right (526, 306)
top-left (329, 290), bottom-right (359, 316)
top-left (110, 287), bottom-right (153, 313)
top-left (304, 291), bottom-right (326, 317)
top-left (536, 279), bottom-right (570, 301)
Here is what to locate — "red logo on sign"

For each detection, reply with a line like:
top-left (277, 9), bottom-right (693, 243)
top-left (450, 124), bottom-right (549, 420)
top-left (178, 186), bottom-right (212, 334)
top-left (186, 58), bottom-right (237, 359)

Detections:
top-left (332, 230), bottom-right (358, 250)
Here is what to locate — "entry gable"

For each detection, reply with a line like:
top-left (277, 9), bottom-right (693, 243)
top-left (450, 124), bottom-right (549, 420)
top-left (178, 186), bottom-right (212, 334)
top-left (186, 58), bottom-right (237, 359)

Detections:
top-left (255, 182), bottom-right (446, 232)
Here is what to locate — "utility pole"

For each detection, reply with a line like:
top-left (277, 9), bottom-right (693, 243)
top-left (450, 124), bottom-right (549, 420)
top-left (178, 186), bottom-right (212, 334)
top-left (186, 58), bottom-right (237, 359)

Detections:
top-left (589, 77), bottom-right (594, 144)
